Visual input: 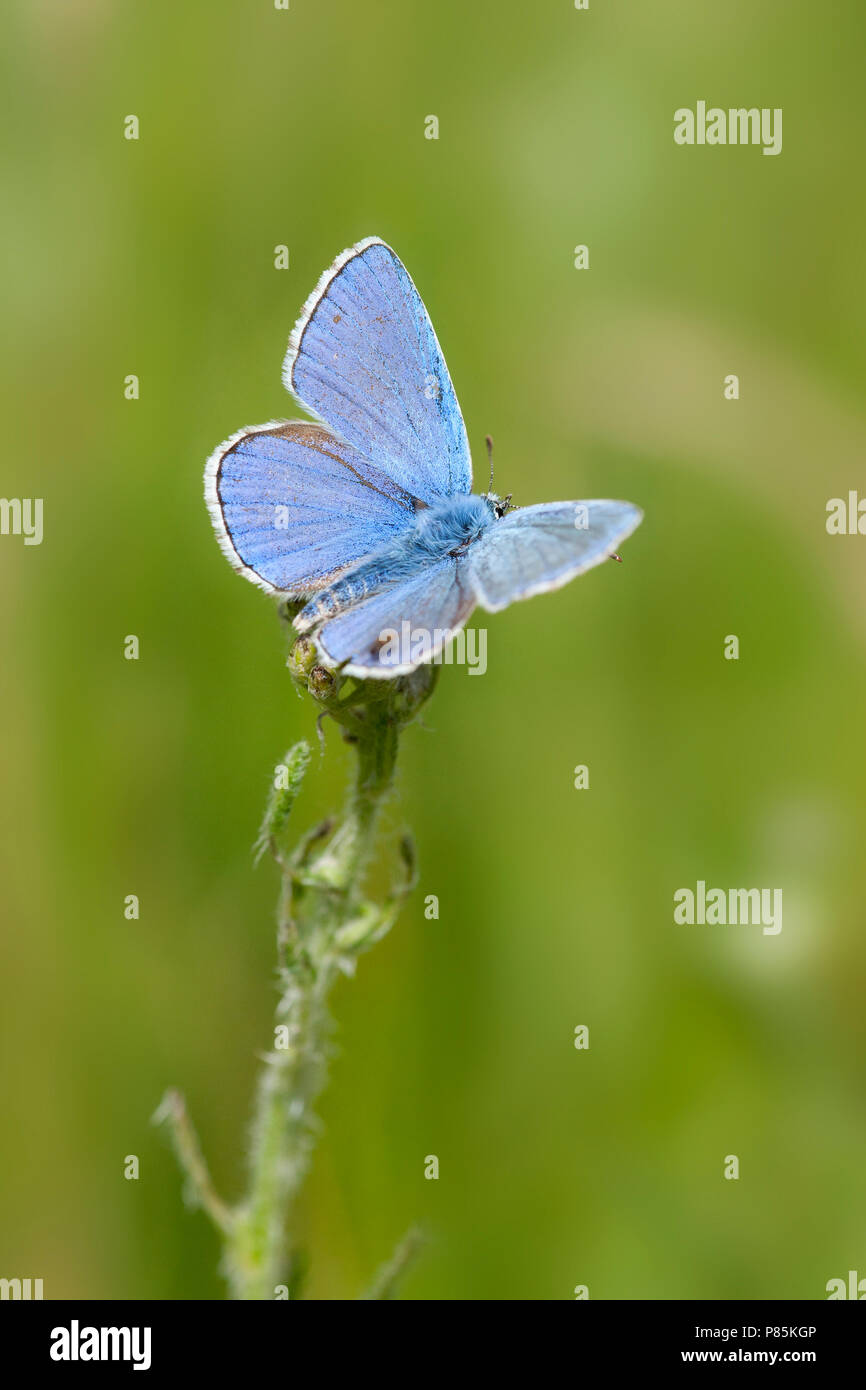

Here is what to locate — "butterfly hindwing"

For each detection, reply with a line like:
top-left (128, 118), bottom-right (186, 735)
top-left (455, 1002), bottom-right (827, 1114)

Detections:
top-left (315, 558), bottom-right (475, 678)
top-left (283, 238), bottom-right (472, 504)
top-left (467, 500), bottom-right (643, 612)
top-left (204, 419), bottom-right (417, 594)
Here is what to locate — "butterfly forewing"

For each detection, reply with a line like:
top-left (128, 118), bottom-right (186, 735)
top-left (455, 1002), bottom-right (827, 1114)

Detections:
top-left (283, 238), bottom-right (473, 504)
top-left (205, 420), bottom-right (416, 594)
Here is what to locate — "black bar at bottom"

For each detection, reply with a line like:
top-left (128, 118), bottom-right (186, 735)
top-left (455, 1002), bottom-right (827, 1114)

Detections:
top-left (0, 1298), bottom-right (860, 1373)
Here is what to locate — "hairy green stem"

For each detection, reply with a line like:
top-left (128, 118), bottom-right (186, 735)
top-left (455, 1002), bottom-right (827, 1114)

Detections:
top-left (361, 1225), bottom-right (426, 1300)
top-left (152, 1088), bottom-right (235, 1235)
top-left (224, 719), bottom-right (397, 1300)
top-left (159, 616), bottom-right (437, 1300)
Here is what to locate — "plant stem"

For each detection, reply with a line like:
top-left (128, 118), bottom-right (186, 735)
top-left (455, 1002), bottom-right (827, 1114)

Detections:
top-left (224, 719), bottom-right (396, 1299)
top-left (361, 1225), bottom-right (426, 1300)
top-left (159, 619), bottom-right (437, 1299)
top-left (152, 1088), bottom-right (235, 1235)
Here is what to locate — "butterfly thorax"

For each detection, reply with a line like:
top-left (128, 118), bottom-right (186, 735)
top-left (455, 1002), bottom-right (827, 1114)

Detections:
top-left (412, 492), bottom-right (497, 557)
top-left (294, 493), bottom-right (497, 633)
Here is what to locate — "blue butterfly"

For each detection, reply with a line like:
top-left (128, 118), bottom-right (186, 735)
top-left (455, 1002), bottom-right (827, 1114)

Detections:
top-left (204, 237), bottom-right (642, 677)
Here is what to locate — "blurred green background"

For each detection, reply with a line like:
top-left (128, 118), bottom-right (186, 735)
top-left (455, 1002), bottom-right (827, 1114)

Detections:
top-left (2, 0), bottom-right (865, 1300)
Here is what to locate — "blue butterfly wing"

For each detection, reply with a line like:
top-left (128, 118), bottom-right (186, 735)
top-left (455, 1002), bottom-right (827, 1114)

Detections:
top-left (315, 558), bottom-right (475, 678)
top-left (283, 238), bottom-right (472, 503)
top-left (468, 500), bottom-right (643, 611)
top-left (204, 420), bottom-right (417, 594)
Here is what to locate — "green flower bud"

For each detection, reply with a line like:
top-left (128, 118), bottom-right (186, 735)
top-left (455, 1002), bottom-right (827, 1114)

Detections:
top-left (287, 635), bottom-right (318, 683)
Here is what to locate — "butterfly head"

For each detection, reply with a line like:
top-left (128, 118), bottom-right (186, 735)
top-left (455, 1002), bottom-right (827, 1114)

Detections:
top-left (481, 438), bottom-right (515, 518)
top-left (481, 491), bottom-right (514, 520)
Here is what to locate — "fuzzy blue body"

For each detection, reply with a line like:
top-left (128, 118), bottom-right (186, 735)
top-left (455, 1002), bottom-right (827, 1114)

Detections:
top-left (297, 493), bottom-right (497, 629)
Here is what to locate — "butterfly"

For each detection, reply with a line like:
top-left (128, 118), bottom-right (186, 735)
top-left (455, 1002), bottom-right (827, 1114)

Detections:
top-left (204, 237), bottom-right (642, 677)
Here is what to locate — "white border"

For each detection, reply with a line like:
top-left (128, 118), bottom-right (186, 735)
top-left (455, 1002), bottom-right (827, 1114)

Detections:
top-left (202, 419), bottom-right (292, 595)
top-left (281, 235), bottom-right (389, 407)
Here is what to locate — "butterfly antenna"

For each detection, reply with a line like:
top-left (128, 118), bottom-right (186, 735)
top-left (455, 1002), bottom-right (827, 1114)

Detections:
top-left (485, 435), bottom-right (494, 492)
